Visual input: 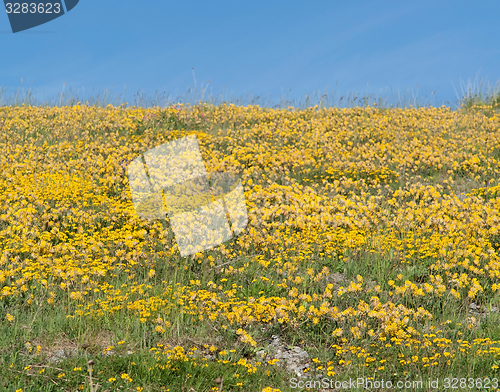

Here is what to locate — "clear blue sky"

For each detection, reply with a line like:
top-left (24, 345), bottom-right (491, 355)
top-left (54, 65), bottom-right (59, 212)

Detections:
top-left (1, 0), bottom-right (499, 107)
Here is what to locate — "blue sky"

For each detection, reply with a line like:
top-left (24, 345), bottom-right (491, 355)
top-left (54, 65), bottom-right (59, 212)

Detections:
top-left (1, 0), bottom-right (499, 107)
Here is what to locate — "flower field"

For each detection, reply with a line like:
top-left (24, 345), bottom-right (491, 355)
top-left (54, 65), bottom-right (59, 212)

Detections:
top-left (1, 102), bottom-right (500, 391)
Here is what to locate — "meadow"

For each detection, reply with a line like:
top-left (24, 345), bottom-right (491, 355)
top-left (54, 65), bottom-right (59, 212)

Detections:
top-left (1, 90), bottom-right (500, 391)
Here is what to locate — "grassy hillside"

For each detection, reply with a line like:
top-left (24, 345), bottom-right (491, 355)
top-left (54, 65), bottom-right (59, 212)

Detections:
top-left (1, 100), bottom-right (500, 391)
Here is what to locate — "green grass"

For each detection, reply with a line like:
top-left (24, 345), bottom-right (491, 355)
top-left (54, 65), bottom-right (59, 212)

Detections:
top-left (3, 78), bottom-right (499, 110)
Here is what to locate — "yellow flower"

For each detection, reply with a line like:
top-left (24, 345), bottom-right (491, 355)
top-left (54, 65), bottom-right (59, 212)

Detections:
top-left (155, 325), bottom-right (165, 333)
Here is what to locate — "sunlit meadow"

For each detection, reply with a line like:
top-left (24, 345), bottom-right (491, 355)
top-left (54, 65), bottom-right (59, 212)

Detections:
top-left (1, 94), bottom-right (500, 391)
